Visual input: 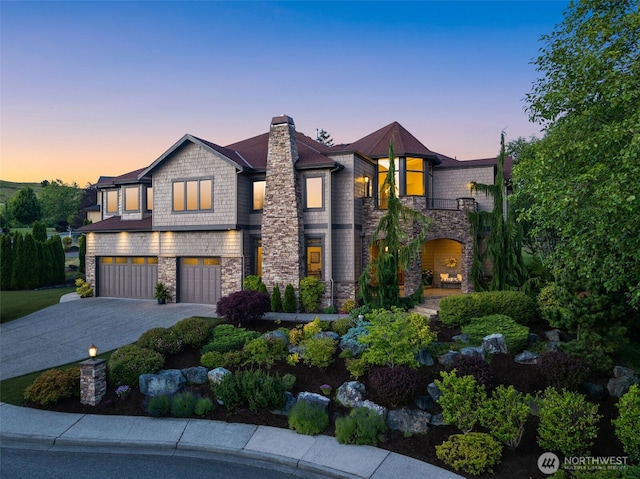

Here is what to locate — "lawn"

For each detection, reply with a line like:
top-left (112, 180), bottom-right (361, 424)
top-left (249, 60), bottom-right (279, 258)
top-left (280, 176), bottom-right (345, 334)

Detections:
top-left (0, 287), bottom-right (75, 323)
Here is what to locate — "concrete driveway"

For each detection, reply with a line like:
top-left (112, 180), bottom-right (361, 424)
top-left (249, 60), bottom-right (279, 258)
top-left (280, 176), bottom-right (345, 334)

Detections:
top-left (0, 298), bottom-right (217, 381)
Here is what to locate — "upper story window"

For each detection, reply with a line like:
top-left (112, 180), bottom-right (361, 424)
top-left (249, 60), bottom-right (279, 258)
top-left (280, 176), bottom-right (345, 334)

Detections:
top-left (305, 176), bottom-right (323, 209)
top-left (124, 186), bottom-right (139, 212)
top-left (252, 180), bottom-right (265, 211)
top-left (377, 157), bottom-right (425, 208)
top-left (146, 186), bottom-right (153, 211)
top-left (405, 157), bottom-right (425, 196)
top-left (377, 158), bottom-right (399, 209)
top-left (173, 178), bottom-right (213, 212)
top-left (106, 190), bottom-right (118, 214)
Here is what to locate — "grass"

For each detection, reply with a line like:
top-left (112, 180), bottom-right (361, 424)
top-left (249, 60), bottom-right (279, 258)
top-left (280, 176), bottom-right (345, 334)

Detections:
top-left (0, 287), bottom-right (75, 323)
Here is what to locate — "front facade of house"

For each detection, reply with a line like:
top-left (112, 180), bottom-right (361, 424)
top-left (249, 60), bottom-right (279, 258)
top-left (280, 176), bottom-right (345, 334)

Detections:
top-left (80, 115), bottom-right (507, 308)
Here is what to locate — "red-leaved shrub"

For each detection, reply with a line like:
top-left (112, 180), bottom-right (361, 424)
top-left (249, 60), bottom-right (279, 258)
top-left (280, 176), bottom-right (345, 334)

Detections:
top-left (216, 290), bottom-right (271, 327)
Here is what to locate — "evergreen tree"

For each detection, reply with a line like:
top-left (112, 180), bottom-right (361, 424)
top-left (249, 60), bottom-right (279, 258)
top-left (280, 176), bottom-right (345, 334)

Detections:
top-left (315, 129), bottom-right (334, 147)
top-left (10, 232), bottom-right (25, 289)
top-left (47, 235), bottom-right (66, 285)
top-left (271, 283), bottom-right (283, 313)
top-left (359, 142), bottom-right (431, 309)
top-left (0, 234), bottom-right (13, 290)
top-left (9, 187), bottom-right (41, 226)
top-left (21, 233), bottom-right (40, 289)
top-left (283, 284), bottom-right (297, 313)
top-left (79, 234), bottom-right (86, 274)
top-left (32, 220), bottom-right (47, 242)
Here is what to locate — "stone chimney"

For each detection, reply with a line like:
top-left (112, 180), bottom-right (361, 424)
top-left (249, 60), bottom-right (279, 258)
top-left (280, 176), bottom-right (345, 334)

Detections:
top-left (261, 115), bottom-right (305, 290)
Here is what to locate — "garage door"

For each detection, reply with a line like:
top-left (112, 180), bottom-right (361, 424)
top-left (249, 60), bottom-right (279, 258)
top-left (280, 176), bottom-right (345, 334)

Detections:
top-left (98, 257), bottom-right (158, 299)
top-left (179, 257), bottom-right (221, 304)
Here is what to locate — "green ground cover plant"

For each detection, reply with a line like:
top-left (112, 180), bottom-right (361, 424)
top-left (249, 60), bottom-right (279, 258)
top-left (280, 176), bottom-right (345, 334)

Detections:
top-left (335, 407), bottom-right (388, 446)
top-left (287, 400), bottom-right (329, 435)
top-left (461, 314), bottom-right (530, 353)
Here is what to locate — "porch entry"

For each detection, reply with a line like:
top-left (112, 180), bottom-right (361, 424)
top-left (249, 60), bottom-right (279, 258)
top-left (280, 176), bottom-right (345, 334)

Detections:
top-left (421, 239), bottom-right (463, 288)
top-left (98, 256), bottom-right (158, 299)
top-left (179, 257), bottom-right (221, 304)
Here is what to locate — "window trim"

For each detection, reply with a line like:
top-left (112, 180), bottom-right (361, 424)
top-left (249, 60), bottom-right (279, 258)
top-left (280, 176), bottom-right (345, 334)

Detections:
top-left (252, 180), bottom-right (266, 211)
top-left (105, 189), bottom-right (119, 215)
top-left (123, 185), bottom-right (140, 212)
top-left (172, 177), bottom-right (214, 212)
top-left (304, 175), bottom-right (324, 211)
top-left (305, 235), bottom-right (324, 280)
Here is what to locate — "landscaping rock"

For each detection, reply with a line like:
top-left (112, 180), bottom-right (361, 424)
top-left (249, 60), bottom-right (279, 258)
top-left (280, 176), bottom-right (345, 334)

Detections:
top-left (272, 391), bottom-right (296, 416)
top-left (339, 336), bottom-right (367, 357)
top-left (429, 413), bottom-right (448, 426)
top-left (262, 330), bottom-right (288, 344)
top-left (528, 333), bottom-right (540, 345)
top-left (452, 334), bottom-right (469, 343)
top-left (297, 391), bottom-right (331, 411)
top-left (336, 381), bottom-right (366, 408)
top-left (438, 350), bottom-right (461, 367)
top-left (415, 395), bottom-right (434, 411)
top-left (387, 407), bottom-right (430, 434)
top-left (427, 382), bottom-right (442, 402)
top-left (415, 348), bottom-right (434, 366)
top-left (139, 369), bottom-right (186, 397)
top-left (545, 329), bottom-right (561, 343)
top-left (287, 344), bottom-right (305, 356)
top-left (181, 366), bottom-right (209, 384)
top-left (313, 331), bottom-right (340, 341)
top-left (483, 333), bottom-right (507, 354)
top-left (359, 399), bottom-right (388, 417)
top-left (207, 367), bottom-right (231, 385)
top-left (546, 342), bottom-right (560, 352)
top-left (515, 350), bottom-right (540, 365)
top-left (460, 346), bottom-right (485, 360)
top-left (581, 382), bottom-right (605, 401)
top-left (607, 366), bottom-right (639, 397)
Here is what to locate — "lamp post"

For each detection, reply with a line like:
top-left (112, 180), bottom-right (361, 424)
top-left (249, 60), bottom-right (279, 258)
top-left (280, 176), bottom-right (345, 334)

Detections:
top-left (80, 343), bottom-right (106, 406)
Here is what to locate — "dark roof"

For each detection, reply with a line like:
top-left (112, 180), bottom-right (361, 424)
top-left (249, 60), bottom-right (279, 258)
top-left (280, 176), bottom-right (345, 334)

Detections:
top-left (337, 121), bottom-right (453, 164)
top-left (77, 216), bottom-right (152, 233)
top-left (97, 168), bottom-right (150, 187)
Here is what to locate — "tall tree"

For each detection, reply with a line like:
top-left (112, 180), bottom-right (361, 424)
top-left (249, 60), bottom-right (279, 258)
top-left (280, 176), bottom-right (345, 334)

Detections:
top-left (359, 142), bottom-right (431, 309)
top-left (32, 220), bottom-right (47, 242)
top-left (0, 234), bottom-right (12, 290)
top-left (514, 0), bottom-right (640, 309)
top-left (315, 129), bottom-right (334, 147)
top-left (8, 187), bottom-right (41, 226)
top-left (38, 179), bottom-right (82, 229)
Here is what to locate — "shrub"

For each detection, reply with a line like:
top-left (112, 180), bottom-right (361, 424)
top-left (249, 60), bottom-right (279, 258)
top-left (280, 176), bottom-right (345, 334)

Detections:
top-left (201, 324), bottom-right (259, 354)
top-left (613, 384), bottom-right (640, 462)
top-left (435, 432), bottom-right (503, 476)
top-left (299, 276), bottom-right (325, 313)
top-left (538, 283), bottom-right (566, 325)
top-left (345, 358), bottom-right (368, 379)
top-left (171, 317), bottom-right (215, 348)
top-left (300, 337), bottom-right (336, 369)
top-left (479, 385), bottom-right (532, 450)
top-left (439, 291), bottom-right (537, 326)
top-left (243, 275), bottom-right (263, 291)
top-left (368, 366), bottom-right (421, 408)
top-left (171, 391), bottom-right (198, 418)
top-left (288, 326), bottom-right (304, 345)
top-left (461, 314), bottom-right (529, 353)
top-left (450, 354), bottom-right (493, 389)
top-left (359, 307), bottom-right (436, 368)
top-left (538, 350), bottom-right (589, 391)
top-left (194, 397), bottom-right (214, 416)
top-left (288, 400), bottom-right (329, 436)
top-left (340, 299), bottom-right (357, 313)
top-left (331, 317), bottom-right (354, 336)
top-left (24, 368), bottom-right (80, 405)
top-left (537, 387), bottom-right (602, 456)
top-left (212, 369), bottom-right (287, 411)
top-left (200, 351), bottom-right (224, 369)
top-left (270, 283), bottom-right (283, 312)
top-left (216, 290), bottom-right (271, 327)
top-left (147, 395), bottom-right (171, 417)
top-left (282, 373), bottom-right (296, 391)
top-left (435, 370), bottom-right (487, 433)
top-left (283, 284), bottom-right (297, 313)
top-left (303, 317), bottom-right (323, 338)
top-left (242, 336), bottom-right (288, 369)
top-left (137, 327), bottom-right (182, 355)
top-left (335, 407), bottom-right (388, 445)
top-left (75, 278), bottom-right (93, 298)
top-left (107, 344), bottom-right (164, 387)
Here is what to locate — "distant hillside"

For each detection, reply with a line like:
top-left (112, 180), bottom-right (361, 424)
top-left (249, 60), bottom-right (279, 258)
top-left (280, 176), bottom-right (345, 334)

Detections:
top-left (0, 180), bottom-right (44, 205)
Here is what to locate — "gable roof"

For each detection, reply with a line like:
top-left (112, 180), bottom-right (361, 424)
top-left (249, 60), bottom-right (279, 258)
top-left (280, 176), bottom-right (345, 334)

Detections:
top-left (337, 121), bottom-right (453, 164)
top-left (97, 168), bottom-right (150, 187)
top-left (77, 215), bottom-right (152, 233)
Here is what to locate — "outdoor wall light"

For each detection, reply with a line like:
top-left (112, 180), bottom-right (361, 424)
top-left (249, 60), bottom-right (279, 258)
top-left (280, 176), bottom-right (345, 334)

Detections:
top-left (88, 344), bottom-right (98, 358)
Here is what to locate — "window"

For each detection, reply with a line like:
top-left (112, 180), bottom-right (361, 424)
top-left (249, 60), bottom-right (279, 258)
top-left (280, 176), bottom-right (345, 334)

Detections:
top-left (405, 158), bottom-right (425, 196)
top-left (106, 190), bottom-right (118, 214)
top-left (146, 187), bottom-right (153, 211)
top-left (253, 180), bottom-right (265, 210)
top-left (124, 186), bottom-right (139, 212)
top-left (377, 158), bottom-right (399, 209)
top-left (306, 237), bottom-right (323, 279)
top-left (305, 176), bottom-right (323, 209)
top-left (173, 178), bottom-right (213, 212)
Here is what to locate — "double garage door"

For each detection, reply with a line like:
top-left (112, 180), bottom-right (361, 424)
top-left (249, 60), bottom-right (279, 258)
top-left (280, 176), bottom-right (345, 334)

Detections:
top-left (98, 256), bottom-right (221, 304)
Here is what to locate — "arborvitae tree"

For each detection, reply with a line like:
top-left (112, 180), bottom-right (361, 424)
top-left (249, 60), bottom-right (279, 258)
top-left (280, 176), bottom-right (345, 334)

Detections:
top-left (11, 232), bottom-right (25, 289)
top-left (79, 234), bottom-right (86, 274)
top-left (469, 133), bottom-right (528, 291)
top-left (358, 142), bottom-right (431, 309)
top-left (39, 241), bottom-right (55, 287)
top-left (283, 284), bottom-right (297, 313)
top-left (32, 220), bottom-right (47, 242)
top-left (271, 283), bottom-right (283, 313)
top-left (47, 234), bottom-right (66, 285)
top-left (258, 281), bottom-right (268, 294)
top-left (0, 234), bottom-right (13, 290)
top-left (21, 233), bottom-right (40, 289)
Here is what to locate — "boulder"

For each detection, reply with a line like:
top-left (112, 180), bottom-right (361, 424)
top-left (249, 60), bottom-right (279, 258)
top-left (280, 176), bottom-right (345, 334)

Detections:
top-left (387, 407), bottom-right (431, 434)
top-left (452, 334), bottom-right (469, 343)
top-left (336, 381), bottom-right (366, 408)
top-left (545, 329), bottom-right (561, 343)
top-left (415, 348), bottom-right (434, 366)
top-left (297, 391), bottom-right (331, 411)
top-left (415, 395), bottom-right (434, 411)
top-left (528, 333), bottom-right (540, 345)
top-left (483, 333), bottom-right (508, 354)
top-left (314, 331), bottom-right (340, 341)
top-left (359, 400), bottom-right (388, 417)
top-left (581, 382), bottom-right (605, 401)
top-left (339, 337), bottom-right (367, 357)
top-left (438, 351), bottom-right (461, 367)
top-left (207, 367), bottom-right (231, 385)
top-left (262, 330), bottom-right (288, 344)
top-left (272, 391), bottom-right (296, 416)
top-left (181, 366), bottom-right (209, 384)
top-left (515, 350), bottom-right (540, 365)
top-left (607, 366), bottom-right (639, 398)
top-left (460, 346), bottom-right (485, 360)
top-left (429, 413), bottom-right (448, 426)
top-left (427, 382), bottom-right (442, 402)
top-left (139, 369), bottom-right (186, 397)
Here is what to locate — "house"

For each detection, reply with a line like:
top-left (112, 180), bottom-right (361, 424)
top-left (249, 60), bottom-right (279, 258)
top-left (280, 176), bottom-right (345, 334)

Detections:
top-left (79, 115), bottom-right (509, 307)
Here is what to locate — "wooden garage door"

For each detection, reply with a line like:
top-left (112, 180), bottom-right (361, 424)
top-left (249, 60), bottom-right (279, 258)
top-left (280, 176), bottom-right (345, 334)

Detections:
top-left (98, 257), bottom-right (158, 299)
top-left (179, 257), bottom-right (221, 304)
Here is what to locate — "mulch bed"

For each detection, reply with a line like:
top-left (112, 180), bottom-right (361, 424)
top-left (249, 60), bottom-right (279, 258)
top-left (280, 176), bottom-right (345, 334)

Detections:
top-left (28, 318), bottom-right (626, 479)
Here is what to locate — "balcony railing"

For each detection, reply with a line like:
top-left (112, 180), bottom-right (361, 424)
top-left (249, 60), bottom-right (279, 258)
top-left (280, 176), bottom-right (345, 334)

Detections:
top-left (425, 198), bottom-right (459, 210)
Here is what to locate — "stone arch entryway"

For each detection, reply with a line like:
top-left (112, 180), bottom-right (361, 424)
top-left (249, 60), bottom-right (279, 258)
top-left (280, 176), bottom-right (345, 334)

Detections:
top-left (421, 238), bottom-right (472, 293)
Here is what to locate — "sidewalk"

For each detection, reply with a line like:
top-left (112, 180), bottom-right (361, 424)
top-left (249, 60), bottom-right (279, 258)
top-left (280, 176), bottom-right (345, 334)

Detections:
top-left (0, 296), bottom-right (463, 479)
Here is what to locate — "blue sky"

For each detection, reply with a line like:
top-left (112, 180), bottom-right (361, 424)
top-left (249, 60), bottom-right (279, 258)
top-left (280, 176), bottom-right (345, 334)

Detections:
top-left (1, 1), bottom-right (569, 186)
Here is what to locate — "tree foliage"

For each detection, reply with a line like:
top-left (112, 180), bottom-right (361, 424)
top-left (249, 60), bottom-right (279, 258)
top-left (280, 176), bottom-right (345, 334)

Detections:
top-left (8, 187), bottom-right (41, 226)
top-left (38, 179), bottom-right (82, 229)
top-left (514, 0), bottom-right (640, 310)
top-left (315, 129), bottom-right (334, 147)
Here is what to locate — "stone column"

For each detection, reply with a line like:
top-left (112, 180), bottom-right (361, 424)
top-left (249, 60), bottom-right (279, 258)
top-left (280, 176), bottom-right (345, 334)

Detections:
top-left (261, 115), bottom-right (305, 292)
top-left (80, 358), bottom-right (107, 406)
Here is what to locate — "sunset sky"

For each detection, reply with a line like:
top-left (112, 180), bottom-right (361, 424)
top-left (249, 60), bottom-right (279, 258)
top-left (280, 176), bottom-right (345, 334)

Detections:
top-left (1, 1), bottom-right (568, 187)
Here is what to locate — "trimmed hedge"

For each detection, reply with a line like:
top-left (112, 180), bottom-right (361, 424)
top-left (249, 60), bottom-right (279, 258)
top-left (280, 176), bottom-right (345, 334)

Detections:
top-left (461, 314), bottom-right (529, 353)
top-left (439, 291), bottom-right (538, 326)
top-left (107, 344), bottom-right (164, 387)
